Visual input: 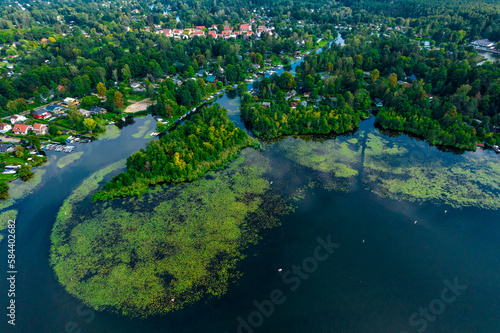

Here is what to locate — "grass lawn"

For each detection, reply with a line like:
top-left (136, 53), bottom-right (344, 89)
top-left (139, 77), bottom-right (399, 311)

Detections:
top-left (0, 174), bottom-right (17, 182)
top-left (318, 40), bottom-right (328, 47)
top-left (0, 156), bottom-right (25, 165)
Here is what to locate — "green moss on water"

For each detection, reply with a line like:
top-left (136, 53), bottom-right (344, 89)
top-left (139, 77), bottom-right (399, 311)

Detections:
top-left (275, 136), bottom-right (360, 176)
top-left (0, 210), bottom-right (18, 243)
top-left (0, 168), bottom-right (47, 211)
top-left (50, 149), bottom-right (291, 317)
top-left (57, 152), bottom-right (84, 169)
top-left (55, 159), bottom-right (126, 227)
top-left (132, 119), bottom-right (151, 138)
top-left (99, 125), bottom-right (121, 141)
top-left (273, 129), bottom-right (500, 210)
top-left (363, 132), bottom-right (500, 210)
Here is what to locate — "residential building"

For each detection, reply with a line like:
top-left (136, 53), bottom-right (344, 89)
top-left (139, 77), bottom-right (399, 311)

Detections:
top-left (32, 123), bottom-right (48, 135)
top-left (12, 124), bottom-right (31, 135)
top-left (90, 106), bottom-right (107, 114)
top-left (32, 109), bottom-right (50, 119)
top-left (10, 115), bottom-right (27, 124)
top-left (0, 123), bottom-right (12, 134)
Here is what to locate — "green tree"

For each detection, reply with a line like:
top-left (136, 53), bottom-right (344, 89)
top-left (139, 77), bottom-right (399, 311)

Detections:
top-left (83, 118), bottom-right (97, 132)
top-left (14, 146), bottom-right (25, 158)
top-left (0, 182), bottom-right (9, 200)
top-left (114, 91), bottom-right (125, 109)
top-left (388, 73), bottom-right (398, 87)
top-left (19, 165), bottom-right (34, 181)
top-left (97, 82), bottom-right (106, 98)
top-left (27, 135), bottom-right (41, 150)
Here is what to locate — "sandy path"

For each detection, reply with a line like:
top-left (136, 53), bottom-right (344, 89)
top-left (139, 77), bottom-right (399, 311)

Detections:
top-left (124, 98), bottom-right (154, 113)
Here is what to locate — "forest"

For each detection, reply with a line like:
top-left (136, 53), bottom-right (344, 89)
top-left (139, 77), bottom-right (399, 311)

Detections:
top-left (93, 104), bottom-right (256, 200)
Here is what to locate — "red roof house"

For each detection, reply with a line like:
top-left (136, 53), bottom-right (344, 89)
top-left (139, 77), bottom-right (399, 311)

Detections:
top-left (12, 124), bottom-right (30, 135)
top-left (32, 123), bottom-right (48, 135)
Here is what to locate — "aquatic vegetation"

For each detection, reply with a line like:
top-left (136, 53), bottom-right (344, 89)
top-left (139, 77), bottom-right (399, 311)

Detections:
top-left (55, 159), bottom-right (126, 226)
top-left (99, 125), bottom-right (121, 141)
top-left (0, 210), bottom-right (17, 243)
top-left (57, 152), bottom-right (84, 169)
top-left (274, 129), bottom-right (500, 210)
top-left (132, 119), bottom-right (151, 138)
top-left (274, 136), bottom-right (360, 176)
top-left (51, 149), bottom-right (291, 317)
top-left (0, 168), bottom-right (47, 211)
top-left (363, 132), bottom-right (500, 210)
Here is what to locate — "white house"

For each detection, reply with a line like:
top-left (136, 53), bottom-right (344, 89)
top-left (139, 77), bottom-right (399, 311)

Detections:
top-left (0, 123), bottom-right (12, 133)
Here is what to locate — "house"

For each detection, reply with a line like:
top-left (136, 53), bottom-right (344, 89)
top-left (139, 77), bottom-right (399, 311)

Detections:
top-left (210, 25), bottom-right (218, 30)
top-left (240, 24), bottom-right (250, 32)
top-left (0, 123), bottom-right (12, 134)
top-left (130, 82), bottom-right (141, 89)
top-left (290, 102), bottom-right (298, 107)
top-left (208, 30), bottom-right (217, 38)
top-left (192, 31), bottom-right (205, 37)
top-left (197, 70), bottom-right (206, 77)
top-left (12, 124), bottom-right (31, 135)
top-left (301, 101), bottom-right (308, 107)
top-left (161, 29), bottom-right (172, 36)
top-left (32, 123), bottom-right (48, 135)
top-left (374, 98), bottom-right (384, 107)
top-left (205, 75), bottom-right (216, 83)
top-left (44, 104), bottom-right (64, 114)
top-left (10, 115), bottom-right (27, 124)
top-left (62, 97), bottom-right (80, 108)
top-left (195, 26), bottom-right (206, 31)
top-left (0, 144), bottom-right (14, 153)
top-left (90, 106), bottom-right (107, 114)
top-left (470, 39), bottom-right (496, 50)
top-left (57, 85), bottom-right (65, 92)
top-left (262, 102), bottom-right (271, 107)
top-left (32, 109), bottom-right (50, 119)
top-left (79, 109), bottom-right (92, 117)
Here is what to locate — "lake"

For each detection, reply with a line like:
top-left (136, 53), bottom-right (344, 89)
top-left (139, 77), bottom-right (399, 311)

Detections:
top-left (1, 37), bottom-right (500, 333)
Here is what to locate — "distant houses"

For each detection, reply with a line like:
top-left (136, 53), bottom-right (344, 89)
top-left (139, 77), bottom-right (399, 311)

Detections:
top-left (470, 39), bottom-right (498, 51)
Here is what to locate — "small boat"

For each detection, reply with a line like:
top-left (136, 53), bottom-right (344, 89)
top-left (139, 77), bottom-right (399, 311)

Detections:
top-left (2, 170), bottom-right (17, 175)
top-left (492, 145), bottom-right (500, 153)
top-left (5, 165), bottom-right (21, 169)
top-left (414, 220), bottom-right (418, 225)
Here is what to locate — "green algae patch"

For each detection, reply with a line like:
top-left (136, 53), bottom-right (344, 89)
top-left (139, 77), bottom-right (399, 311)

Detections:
top-left (273, 129), bottom-right (500, 210)
top-left (50, 149), bottom-right (291, 317)
top-left (55, 159), bottom-right (126, 227)
top-left (0, 210), bottom-right (17, 243)
top-left (132, 119), bottom-right (151, 138)
top-left (0, 168), bottom-right (47, 211)
top-left (362, 132), bottom-right (500, 210)
top-left (99, 124), bottom-right (121, 141)
top-left (57, 152), bottom-right (84, 169)
top-left (274, 136), bottom-right (360, 176)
